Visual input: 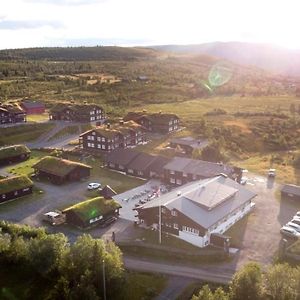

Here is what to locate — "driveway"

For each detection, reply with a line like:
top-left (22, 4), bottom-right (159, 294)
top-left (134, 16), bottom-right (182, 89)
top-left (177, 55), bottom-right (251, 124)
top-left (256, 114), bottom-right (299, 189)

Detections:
top-left (226, 173), bottom-right (300, 269)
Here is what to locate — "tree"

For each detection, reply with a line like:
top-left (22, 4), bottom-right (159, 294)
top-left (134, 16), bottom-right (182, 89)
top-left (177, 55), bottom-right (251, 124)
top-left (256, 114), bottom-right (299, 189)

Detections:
top-left (192, 285), bottom-right (213, 300)
top-left (264, 263), bottom-right (298, 300)
top-left (200, 142), bottom-right (227, 162)
top-left (230, 262), bottom-right (263, 300)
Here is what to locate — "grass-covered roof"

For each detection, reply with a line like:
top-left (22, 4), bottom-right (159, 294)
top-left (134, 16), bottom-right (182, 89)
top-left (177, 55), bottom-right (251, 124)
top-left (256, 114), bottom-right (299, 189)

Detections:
top-left (0, 144), bottom-right (31, 160)
top-left (33, 156), bottom-right (91, 177)
top-left (0, 175), bottom-right (33, 194)
top-left (50, 103), bottom-right (102, 114)
top-left (63, 196), bottom-right (121, 222)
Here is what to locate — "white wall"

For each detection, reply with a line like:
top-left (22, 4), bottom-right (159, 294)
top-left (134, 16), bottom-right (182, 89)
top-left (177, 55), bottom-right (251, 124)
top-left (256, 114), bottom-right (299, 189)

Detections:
top-left (178, 231), bottom-right (208, 248)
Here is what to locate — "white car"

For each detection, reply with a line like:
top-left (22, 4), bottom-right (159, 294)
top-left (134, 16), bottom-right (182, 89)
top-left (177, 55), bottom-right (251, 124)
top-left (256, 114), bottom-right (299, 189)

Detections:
top-left (295, 211), bottom-right (300, 218)
top-left (87, 182), bottom-right (101, 190)
top-left (286, 222), bottom-right (300, 232)
top-left (240, 176), bottom-right (248, 185)
top-left (280, 226), bottom-right (300, 239)
top-left (268, 168), bottom-right (276, 177)
top-left (291, 217), bottom-right (300, 226)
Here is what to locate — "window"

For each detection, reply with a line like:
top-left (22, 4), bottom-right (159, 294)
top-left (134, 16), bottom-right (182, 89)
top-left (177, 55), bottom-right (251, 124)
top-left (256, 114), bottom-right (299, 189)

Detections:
top-left (109, 163), bottom-right (115, 168)
top-left (14, 191), bottom-right (18, 196)
top-left (90, 117), bottom-right (95, 121)
top-left (89, 215), bottom-right (103, 224)
top-left (170, 170), bottom-right (175, 175)
top-left (170, 178), bottom-right (175, 184)
top-left (171, 210), bottom-right (177, 217)
top-left (90, 110), bottom-right (95, 115)
top-left (101, 145), bottom-right (106, 149)
top-left (128, 169), bottom-right (133, 174)
top-left (161, 207), bottom-right (166, 213)
top-left (183, 173), bottom-right (188, 177)
top-left (2, 194), bottom-right (6, 199)
top-left (119, 165), bottom-right (124, 170)
top-left (87, 135), bottom-right (95, 141)
top-left (92, 132), bottom-right (96, 135)
top-left (97, 137), bottom-right (101, 141)
top-left (88, 143), bottom-right (95, 148)
top-left (182, 226), bottom-right (199, 235)
top-left (137, 171), bottom-right (143, 176)
top-left (176, 179), bottom-right (182, 185)
top-left (23, 188), bottom-right (30, 192)
top-left (102, 137), bottom-right (105, 142)
top-left (174, 223), bottom-right (178, 229)
top-left (97, 144), bottom-right (101, 149)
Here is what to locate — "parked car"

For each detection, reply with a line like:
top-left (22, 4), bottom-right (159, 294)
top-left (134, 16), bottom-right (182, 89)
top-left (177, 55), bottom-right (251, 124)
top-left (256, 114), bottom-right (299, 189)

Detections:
top-left (295, 211), bottom-right (300, 218)
top-left (280, 226), bottom-right (300, 239)
top-left (287, 222), bottom-right (300, 232)
top-left (291, 217), bottom-right (300, 226)
top-left (42, 211), bottom-right (66, 226)
top-left (268, 168), bottom-right (276, 177)
top-left (87, 182), bottom-right (101, 190)
top-left (240, 177), bottom-right (248, 185)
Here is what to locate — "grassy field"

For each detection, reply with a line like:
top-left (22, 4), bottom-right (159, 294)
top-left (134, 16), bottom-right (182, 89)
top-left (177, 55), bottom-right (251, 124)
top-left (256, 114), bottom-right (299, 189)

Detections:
top-left (0, 123), bottom-right (55, 145)
top-left (48, 125), bottom-right (79, 141)
top-left (6, 150), bottom-right (46, 176)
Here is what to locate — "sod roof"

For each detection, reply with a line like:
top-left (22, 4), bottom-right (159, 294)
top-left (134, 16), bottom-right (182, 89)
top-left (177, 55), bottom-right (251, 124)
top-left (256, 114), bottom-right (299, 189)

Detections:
top-left (33, 156), bottom-right (91, 177)
top-left (50, 103), bottom-right (102, 114)
top-left (0, 175), bottom-right (33, 194)
top-left (0, 145), bottom-right (31, 160)
top-left (63, 196), bottom-right (121, 222)
top-left (124, 111), bottom-right (179, 125)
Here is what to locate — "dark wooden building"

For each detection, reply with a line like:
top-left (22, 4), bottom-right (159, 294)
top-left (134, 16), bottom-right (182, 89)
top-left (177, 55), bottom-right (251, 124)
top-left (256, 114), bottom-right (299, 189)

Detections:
top-left (163, 156), bottom-right (241, 186)
top-left (79, 120), bottom-right (146, 152)
top-left (0, 103), bottom-right (26, 124)
top-left (124, 111), bottom-right (180, 134)
top-left (0, 175), bottom-right (33, 203)
top-left (33, 156), bottom-right (91, 184)
top-left (49, 103), bottom-right (105, 122)
top-left (0, 145), bottom-right (31, 166)
top-left (281, 184), bottom-right (300, 201)
top-left (20, 100), bottom-right (45, 114)
top-left (63, 196), bottom-right (121, 228)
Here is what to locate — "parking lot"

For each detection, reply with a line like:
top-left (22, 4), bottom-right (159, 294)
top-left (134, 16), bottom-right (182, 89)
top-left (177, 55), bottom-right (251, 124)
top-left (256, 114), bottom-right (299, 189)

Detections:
top-left (227, 173), bottom-right (300, 268)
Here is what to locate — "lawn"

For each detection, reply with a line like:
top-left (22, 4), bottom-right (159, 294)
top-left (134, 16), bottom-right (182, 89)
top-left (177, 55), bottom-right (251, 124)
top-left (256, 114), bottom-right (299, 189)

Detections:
top-left (0, 123), bottom-right (55, 145)
top-left (6, 150), bottom-right (46, 176)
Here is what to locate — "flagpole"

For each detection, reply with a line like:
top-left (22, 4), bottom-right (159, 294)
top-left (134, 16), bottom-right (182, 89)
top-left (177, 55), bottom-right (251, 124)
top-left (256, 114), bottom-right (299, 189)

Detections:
top-left (159, 194), bottom-right (162, 244)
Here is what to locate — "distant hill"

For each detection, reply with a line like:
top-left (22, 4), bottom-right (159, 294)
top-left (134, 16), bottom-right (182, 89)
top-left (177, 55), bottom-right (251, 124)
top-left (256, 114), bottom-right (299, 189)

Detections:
top-left (152, 42), bottom-right (300, 76)
top-left (0, 46), bottom-right (158, 61)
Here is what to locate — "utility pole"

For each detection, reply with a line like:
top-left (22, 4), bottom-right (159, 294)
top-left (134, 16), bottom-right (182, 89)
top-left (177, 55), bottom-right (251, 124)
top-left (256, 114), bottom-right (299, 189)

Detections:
top-left (159, 198), bottom-right (162, 244)
top-left (102, 259), bottom-right (106, 300)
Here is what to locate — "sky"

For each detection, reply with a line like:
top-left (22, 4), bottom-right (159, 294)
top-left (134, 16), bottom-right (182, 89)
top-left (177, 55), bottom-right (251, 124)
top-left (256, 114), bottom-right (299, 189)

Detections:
top-left (0, 0), bottom-right (300, 50)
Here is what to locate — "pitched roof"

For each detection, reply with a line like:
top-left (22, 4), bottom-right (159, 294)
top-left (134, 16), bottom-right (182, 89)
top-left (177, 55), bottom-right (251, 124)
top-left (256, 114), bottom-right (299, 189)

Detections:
top-left (164, 157), bottom-right (234, 177)
top-left (33, 156), bottom-right (91, 177)
top-left (0, 145), bottom-right (31, 160)
top-left (139, 175), bottom-right (256, 229)
top-left (105, 149), bottom-right (141, 166)
top-left (100, 185), bottom-right (117, 199)
top-left (0, 103), bottom-right (25, 114)
top-left (124, 111), bottom-right (179, 125)
top-left (281, 184), bottom-right (300, 197)
top-left (50, 103), bottom-right (102, 114)
top-left (0, 175), bottom-right (33, 194)
top-left (127, 152), bottom-right (157, 172)
top-left (148, 156), bottom-right (171, 175)
top-left (63, 196), bottom-right (121, 222)
top-left (21, 100), bottom-right (45, 109)
top-left (170, 137), bottom-right (209, 150)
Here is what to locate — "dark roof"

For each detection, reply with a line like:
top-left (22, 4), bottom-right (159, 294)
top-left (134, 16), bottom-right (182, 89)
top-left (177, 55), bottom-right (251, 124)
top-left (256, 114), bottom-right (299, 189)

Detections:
top-left (147, 156), bottom-right (171, 175)
top-left (33, 156), bottom-right (91, 177)
top-left (105, 149), bottom-right (140, 166)
top-left (124, 111), bottom-right (179, 125)
top-left (127, 152), bottom-right (157, 172)
top-left (0, 175), bottom-right (33, 194)
top-left (100, 185), bottom-right (117, 199)
top-left (21, 100), bottom-right (45, 109)
top-left (0, 145), bottom-right (31, 160)
top-left (164, 157), bottom-right (234, 178)
top-left (63, 196), bottom-right (121, 222)
top-left (50, 103), bottom-right (102, 114)
top-left (281, 184), bottom-right (300, 197)
top-left (170, 137), bottom-right (209, 150)
top-left (0, 103), bottom-right (25, 114)
top-left (139, 175), bottom-right (257, 229)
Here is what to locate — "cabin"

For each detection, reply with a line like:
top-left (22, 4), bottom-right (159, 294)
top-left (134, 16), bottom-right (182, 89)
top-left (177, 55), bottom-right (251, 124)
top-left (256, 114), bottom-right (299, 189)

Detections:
top-left (0, 175), bottom-right (33, 203)
top-left (63, 196), bottom-right (121, 228)
top-left (136, 175), bottom-right (256, 248)
top-left (33, 156), bottom-right (91, 184)
top-left (163, 156), bottom-right (242, 186)
top-left (281, 184), bottom-right (300, 201)
top-left (0, 103), bottom-right (26, 124)
top-left (79, 120), bottom-right (146, 152)
top-left (124, 111), bottom-right (180, 134)
top-left (0, 145), bottom-right (31, 166)
top-left (20, 100), bottom-right (45, 114)
top-left (49, 103), bottom-right (105, 122)
top-left (169, 137), bottom-right (209, 155)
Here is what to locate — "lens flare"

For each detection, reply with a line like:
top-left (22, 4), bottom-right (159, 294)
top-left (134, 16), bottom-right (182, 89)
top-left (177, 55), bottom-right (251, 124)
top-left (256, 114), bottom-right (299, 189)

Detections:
top-left (208, 61), bottom-right (233, 87)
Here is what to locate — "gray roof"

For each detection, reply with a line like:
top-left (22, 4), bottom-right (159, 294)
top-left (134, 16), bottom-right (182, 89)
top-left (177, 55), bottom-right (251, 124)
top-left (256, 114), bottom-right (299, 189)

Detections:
top-left (148, 156), bottom-right (171, 175)
top-left (140, 175), bottom-right (256, 229)
top-left (105, 149), bottom-right (140, 166)
top-left (281, 184), bottom-right (300, 196)
top-left (170, 137), bottom-right (208, 150)
top-left (127, 152), bottom-right (157, 172)
top-left (164, 156), bottom-right (234, 177)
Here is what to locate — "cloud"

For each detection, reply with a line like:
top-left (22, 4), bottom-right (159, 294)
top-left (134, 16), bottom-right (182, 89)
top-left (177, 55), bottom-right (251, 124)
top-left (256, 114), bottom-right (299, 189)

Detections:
top-left (24, 0), bottom-right (107, 5)
top-left (0, 20), bottom-right (64, 30)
